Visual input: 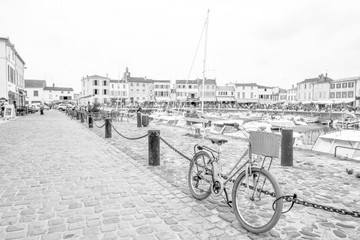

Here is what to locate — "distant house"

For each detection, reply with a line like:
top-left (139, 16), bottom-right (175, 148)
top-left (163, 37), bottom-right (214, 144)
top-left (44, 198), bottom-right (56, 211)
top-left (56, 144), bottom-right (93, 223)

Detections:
top-left (43, 84), bottom-right (74, 103)
top-left (216, 85), bottom-right (236, 103)
top-left (330, 76), bottom-right (360, 106)
top-left (24, 79), bottom-right (47, 104)
top-left (297, 74), bottom-right (333, 102)
top-left (81, 75), bottom-right (110, 104)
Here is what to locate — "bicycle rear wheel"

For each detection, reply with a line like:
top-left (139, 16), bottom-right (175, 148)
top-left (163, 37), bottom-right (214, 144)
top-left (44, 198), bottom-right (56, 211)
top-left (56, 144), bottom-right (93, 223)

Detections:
top-left (232, 167), bottom-right (283, 233)
top-left (188, 151), bottom-right (212, 200)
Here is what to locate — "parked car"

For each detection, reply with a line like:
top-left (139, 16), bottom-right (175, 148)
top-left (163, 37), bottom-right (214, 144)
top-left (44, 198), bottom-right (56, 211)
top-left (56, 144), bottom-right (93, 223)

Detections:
top-left (28, 103), bottom-right (40, 111)
top-left (58, 104), bottom-right (67, 111)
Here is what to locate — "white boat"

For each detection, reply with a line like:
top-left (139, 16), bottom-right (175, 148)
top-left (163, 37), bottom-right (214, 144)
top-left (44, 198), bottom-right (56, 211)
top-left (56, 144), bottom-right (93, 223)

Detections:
top-left (312, 130), bottom-right (360, 160)
top-left (333, 113), bottom-right (359, 129)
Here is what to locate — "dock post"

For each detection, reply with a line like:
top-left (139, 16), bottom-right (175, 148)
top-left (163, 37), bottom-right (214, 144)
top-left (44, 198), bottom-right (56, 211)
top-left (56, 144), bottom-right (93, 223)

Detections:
top-left (281, 128), bottom-right (293, 166)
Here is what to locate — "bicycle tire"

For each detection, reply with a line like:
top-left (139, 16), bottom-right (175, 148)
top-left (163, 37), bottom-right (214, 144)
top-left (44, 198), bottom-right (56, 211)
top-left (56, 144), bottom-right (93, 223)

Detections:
top-left (232, 167), bottom-right (283, 233)
top-left (188, 151), bottom-right (212, 200)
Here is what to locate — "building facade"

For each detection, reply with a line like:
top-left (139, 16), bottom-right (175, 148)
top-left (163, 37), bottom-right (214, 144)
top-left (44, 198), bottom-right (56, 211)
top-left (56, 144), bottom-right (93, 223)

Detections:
top-left (287, 85), bottom-right (297, 101)
top-left (43, 84), bottom-right (74, 103)
top-left (153, 80), bottom-right (171, 102)
top-left (232, 83), bottom-right (259, 104)
top-left (109, 79), bottom-right (128, 104)
top-left (297, 74), bottom-right (333, 102)
top-left (175, 80), bottom-right (199, 101)
top-left (24, 80), bottom-right (47, 104)
top-left (216, 86), bottom-right (236, 102)
top-left (330, 77), bottom-right (359, 106)
top-left (198, 79), bottom-right (217, 102)
top-left (0, 37), bottom-right (26, 106)
top-left (81, 75), bottom-right (110, 104)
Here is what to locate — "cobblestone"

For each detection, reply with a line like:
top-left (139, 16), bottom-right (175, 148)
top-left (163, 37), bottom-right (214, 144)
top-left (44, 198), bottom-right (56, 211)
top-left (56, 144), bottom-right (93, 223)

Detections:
top-left (1, 111), bottom-right (360, 239)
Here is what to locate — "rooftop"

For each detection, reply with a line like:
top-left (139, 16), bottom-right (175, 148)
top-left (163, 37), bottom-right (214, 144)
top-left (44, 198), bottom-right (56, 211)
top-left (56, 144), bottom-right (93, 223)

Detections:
top-left (25, 80), bottom-right (47, 88)
top-left (43, 87), bottom-right (74, 92)
top-left (0, 37), bottom-right (26, 64)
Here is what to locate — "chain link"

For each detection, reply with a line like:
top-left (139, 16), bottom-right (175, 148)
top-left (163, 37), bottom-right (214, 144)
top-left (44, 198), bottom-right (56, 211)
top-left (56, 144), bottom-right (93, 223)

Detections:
top-left (159, 136), bottom-right (192, 161)
top-left (110, 123), bottom-right (148, 140)
top-left (247, 185), bottom-right (360, 218)
top-left (93, 121), bottom-right (106, 128)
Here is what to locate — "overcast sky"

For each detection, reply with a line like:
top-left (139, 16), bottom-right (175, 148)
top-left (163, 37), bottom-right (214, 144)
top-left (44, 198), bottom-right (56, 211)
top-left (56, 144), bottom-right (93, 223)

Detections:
top-left (2, 0), bottom-right (360, 92)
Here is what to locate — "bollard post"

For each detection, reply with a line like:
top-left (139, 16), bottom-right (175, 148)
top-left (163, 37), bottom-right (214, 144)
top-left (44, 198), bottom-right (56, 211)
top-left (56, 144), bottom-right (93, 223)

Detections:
top-left (148, 130), bottom-right (160, 166)
top-left (88, 114), bottom-right (93, 128)
top-left (142, 114), bottom-right (149, 127)
top-left (80, 112), bottom-right (84, 123)
top-left (137, 112), bottom-right (142, 127)
top-left (105, 118), bottom-right (112, 138)
top-left (76, 111), bottom-right (80, 120)
top-left (281, 128), bottom-right (293, 166)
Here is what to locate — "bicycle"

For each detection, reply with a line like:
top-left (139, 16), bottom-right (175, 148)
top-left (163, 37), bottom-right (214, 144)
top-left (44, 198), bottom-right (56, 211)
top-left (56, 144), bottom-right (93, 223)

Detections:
top-left (188, 123), bottom-right (283, 233)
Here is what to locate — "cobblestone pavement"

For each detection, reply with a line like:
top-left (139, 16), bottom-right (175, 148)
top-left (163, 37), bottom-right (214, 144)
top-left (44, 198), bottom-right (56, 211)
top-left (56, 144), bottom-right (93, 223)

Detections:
top-left (88, 114), bottom-right (360, 240)
top-left (0, 111), bottom-right (359, 240)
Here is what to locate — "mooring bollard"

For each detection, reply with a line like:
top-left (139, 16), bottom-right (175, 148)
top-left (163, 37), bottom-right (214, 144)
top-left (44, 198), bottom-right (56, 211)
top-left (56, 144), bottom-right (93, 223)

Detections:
top-left (281, 128), bottom-right (293, 166)
top-left (137, 112), bottom-right (142, 127)
top-left (142, 114), bottom-right (149, 127)
top-left (148, 130), bottom-right (160, 166)
top-left (105, 118), bottom-right (112, 138)
top-left (88, 114), bottom-right (93, 128)
top-left (80, 112), bottom-right (84, 123)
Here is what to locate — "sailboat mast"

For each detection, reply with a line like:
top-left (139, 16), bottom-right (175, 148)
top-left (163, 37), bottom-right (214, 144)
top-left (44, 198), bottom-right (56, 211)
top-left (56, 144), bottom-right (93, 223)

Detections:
top-left (202, 9), bottom-right (209, 113)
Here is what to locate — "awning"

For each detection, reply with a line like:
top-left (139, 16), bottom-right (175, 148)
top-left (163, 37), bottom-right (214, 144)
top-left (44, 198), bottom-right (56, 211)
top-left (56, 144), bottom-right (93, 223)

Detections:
top-left (200, 97), bottom-right (217, 102)
top-left (237, 99), bottom-right (259, 103)
top-left (217, 97), bottom-right (236, 102)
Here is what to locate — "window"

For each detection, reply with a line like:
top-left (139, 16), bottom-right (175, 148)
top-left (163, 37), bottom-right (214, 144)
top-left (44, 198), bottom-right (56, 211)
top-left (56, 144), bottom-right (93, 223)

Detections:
top-left (94, 80), bottom-right (98, 86)
top-left (342, 91), bottom-right (347, 98)
top-left (103, 81), bottom-right (107, 86)
top-left (336, 83), bottom-right (341, 88)
top-left (237, 92), bottom-right (240, 98)
top-left (342, 83), bottom-right (347, 88)
top-left (34, 90), bottom-right (38, 97)
top-left (348, 82), bottom-right (354, 88)
top-left (330, 84), bottom-right (335, 89)
top-left (336, 92), bottom-right (341, 98)
top-left (251, 92), bottom-right (253, 98)
top-left (304, 84), bottom-right (306, 89)
top-left (131, 83), bottom-right (133, 86)
top-left (348, 91), bottom-right (354, 98)
top-left (143, 83), bottom-right (145, 87)
top-left (189, 85), bottom-right (192, 89)
top-left (136, 83), bottom-right (139, 86)
top-left (243, 86), bottom-right (245, 90)
top-left (94, 89), bottom-right (98, 95)
top-left (242, 92), bottom-right (245, 98)
top-left (68, 91), bottom-right (70, 94)
top-left (103, 89), bottom-right (107, 95)
top-left (112, 84), bottom-right (114, 88)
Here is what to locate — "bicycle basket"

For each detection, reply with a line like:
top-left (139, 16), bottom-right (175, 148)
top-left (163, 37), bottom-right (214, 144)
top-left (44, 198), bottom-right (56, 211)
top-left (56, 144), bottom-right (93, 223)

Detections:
top-left (249, 131), bottom-right (281, 158)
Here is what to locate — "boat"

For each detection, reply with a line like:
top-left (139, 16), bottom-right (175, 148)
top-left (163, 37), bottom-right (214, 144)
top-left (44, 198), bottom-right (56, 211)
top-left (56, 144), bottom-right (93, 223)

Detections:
top-left (333, 113), bottom-right (359, 129)
top-left (312, 130), bottom-right (360, 160)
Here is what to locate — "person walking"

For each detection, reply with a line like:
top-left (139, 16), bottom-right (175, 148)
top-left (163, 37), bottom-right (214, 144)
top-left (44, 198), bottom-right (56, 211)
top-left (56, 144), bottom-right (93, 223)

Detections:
top-left (40, 103), bottom-right (44, 115)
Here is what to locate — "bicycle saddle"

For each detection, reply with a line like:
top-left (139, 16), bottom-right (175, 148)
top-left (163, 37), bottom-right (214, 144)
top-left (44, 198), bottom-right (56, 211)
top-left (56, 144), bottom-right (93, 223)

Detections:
top-left (209, 138), bottom-right (228, 145)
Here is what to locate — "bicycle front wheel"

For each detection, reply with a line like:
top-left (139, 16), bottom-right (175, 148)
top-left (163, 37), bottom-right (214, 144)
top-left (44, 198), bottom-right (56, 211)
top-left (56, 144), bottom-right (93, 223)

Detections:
top-left (188, 151), bottom-right (212, 200)
top-left (232, 167), bottom-right (283, 233)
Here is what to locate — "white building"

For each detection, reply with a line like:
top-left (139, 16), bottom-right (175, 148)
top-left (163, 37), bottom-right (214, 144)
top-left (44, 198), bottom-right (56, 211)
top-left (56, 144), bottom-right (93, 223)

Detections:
top-left (43, 84), bottom-right (74, 103)
top-left (216, 86), bottom-right (236, 102)
top-left (287, 85), bottom-right (297, 101)
top-left (153, 80), bottom-right (171, 102)
top-left (175, 80), bottom-right (199, 101)
top-left (297, 74), bottom-right (333, 102)
top-left (232, 83), bottom-right (259, 104)
top-left (109, 79), bottom-right (128, 105)
top-left (24, 80), bottom-right (47, 104)
top-left (330, 76), bottom-right (360, 107)
top-left (81, 75), bottom-right (110, 104)
top-left (0, 37), bottom-right (26, 106)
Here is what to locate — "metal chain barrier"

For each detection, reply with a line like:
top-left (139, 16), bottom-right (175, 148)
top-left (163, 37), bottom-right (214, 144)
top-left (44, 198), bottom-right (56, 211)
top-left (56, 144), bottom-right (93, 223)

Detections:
top-left (110, 123), bottom-right (148, 140)
top-left (93, 120), bottom-right (105, 128)
top-left (276, 194), bottom-right (360, 218)
top-left (238, 181), bottom-right (360, 218)
top-left (159, 136), bottom-right (192, 161)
